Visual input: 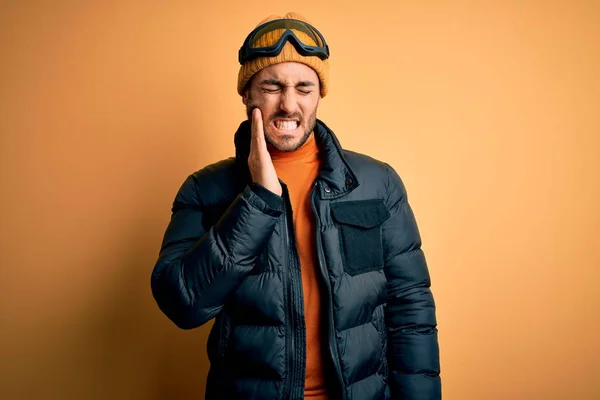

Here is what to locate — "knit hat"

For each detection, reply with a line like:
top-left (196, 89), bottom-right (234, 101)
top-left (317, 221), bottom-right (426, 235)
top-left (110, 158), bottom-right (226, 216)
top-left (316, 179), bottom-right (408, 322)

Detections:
top-left (237, 12), bottom-right (330, 97)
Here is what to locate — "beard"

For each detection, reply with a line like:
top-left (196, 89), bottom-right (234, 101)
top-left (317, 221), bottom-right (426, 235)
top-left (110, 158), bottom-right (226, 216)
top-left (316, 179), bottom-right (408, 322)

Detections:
top-left (245, 104), bottom-right (317, 152)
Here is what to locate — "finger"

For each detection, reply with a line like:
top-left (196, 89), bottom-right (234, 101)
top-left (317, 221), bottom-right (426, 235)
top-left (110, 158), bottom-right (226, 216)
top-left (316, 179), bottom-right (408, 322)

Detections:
top-left (252, 108), bottom-right (264, 137)
top-left (249, 108), bottom-right (258, 155)
top-left (252, 108), bottom-right (267, 150)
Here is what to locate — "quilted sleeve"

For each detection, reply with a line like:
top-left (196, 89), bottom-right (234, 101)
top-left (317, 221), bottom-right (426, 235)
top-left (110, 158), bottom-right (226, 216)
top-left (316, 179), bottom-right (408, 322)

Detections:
top-left (381, 163), bottom-right (441, 399)
top-left (151, 173), bottom-right (282, 329)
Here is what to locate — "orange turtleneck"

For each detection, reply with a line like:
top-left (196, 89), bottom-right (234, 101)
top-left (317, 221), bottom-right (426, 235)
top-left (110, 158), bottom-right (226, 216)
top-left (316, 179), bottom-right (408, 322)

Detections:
top-left (269, 132), bottom-right (328, 400)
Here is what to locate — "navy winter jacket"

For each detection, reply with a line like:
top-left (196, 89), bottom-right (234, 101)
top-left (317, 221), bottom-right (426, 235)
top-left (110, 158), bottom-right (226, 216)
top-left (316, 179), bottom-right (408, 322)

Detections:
top-left (151, 119), bottom-right (441, 399)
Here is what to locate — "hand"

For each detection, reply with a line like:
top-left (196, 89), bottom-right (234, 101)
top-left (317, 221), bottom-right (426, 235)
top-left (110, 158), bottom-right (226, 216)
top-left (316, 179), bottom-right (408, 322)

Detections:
top-left (248, 108), bottom-right (282, 196)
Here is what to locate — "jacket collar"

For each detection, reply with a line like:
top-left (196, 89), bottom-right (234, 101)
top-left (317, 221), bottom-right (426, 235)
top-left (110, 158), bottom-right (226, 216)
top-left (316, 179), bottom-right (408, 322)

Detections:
top-left (234, 119), bottom-right (359, 200)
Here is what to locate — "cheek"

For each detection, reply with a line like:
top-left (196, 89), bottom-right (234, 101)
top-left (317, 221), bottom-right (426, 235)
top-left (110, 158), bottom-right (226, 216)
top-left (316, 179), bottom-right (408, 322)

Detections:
top-left (247, 89), bottom-right (266, 105)
top-left (261, 101), bottom-right (281, 119)
top-left (249, 94), bottom-right (273, 110)
top-left (300, 99), bottom-right (319, 119)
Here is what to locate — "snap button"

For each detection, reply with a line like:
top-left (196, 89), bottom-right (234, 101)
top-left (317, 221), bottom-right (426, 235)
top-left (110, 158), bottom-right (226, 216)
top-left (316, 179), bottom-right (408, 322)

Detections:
top-left (346, 178), bottom-right (353, 185)
top-left (324, 186), bottom-right (331, 193)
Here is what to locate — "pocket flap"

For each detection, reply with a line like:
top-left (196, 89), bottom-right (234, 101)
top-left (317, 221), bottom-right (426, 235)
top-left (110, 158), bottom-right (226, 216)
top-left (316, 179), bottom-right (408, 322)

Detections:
top-left (330, 199), bottom-right (390, 229)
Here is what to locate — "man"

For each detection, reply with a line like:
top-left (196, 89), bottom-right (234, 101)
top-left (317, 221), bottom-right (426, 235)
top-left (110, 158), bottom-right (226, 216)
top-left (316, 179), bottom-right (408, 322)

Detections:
top-left (151, 12), bottom-right (441, 400)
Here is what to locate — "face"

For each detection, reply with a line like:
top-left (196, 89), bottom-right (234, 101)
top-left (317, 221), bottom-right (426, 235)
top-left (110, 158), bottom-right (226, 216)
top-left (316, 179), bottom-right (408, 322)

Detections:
top-left (243, 62), bottom-right (320, 152)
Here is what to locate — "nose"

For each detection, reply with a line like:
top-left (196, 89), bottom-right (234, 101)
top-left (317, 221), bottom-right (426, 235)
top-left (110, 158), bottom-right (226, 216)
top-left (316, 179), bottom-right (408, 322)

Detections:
top-left (278, 88), bottom-right (297, 115)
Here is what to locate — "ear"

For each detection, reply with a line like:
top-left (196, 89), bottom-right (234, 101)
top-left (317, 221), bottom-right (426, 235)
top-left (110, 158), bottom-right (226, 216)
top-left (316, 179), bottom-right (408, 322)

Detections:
top-left (242, 90), bottom-right (249, 106)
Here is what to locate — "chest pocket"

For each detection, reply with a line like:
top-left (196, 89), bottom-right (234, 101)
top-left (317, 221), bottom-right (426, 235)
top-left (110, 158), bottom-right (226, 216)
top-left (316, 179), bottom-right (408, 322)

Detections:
top-left (330, 199), bottom-right (390, 276)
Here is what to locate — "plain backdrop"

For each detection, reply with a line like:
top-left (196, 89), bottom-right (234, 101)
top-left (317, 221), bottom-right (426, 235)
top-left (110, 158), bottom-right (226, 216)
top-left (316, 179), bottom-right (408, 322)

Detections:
top-left (1, 1), bottom-right (599, 399)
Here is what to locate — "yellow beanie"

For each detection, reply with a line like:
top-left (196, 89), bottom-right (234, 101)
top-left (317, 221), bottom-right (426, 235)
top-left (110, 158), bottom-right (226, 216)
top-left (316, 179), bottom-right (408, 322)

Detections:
top-left (237, 12), bottom-right (330, 97)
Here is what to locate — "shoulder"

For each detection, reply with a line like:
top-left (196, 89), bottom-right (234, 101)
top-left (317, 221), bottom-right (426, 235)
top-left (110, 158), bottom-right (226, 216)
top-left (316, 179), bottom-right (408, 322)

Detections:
top-left (342, 149), bottom-right (408, 201)
top-left (343, 149), bottom-right (388, 174)
top-left (342, 149), bottom-right (399, 184)
top-left (174, 157), bottom-right (238, 208)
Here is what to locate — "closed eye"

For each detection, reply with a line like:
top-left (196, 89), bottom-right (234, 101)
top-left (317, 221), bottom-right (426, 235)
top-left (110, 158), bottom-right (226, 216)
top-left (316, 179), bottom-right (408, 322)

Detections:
top-left (296, 81), bottom-right (315, 95)
top-left (262, 87), bottom-right (281, 93)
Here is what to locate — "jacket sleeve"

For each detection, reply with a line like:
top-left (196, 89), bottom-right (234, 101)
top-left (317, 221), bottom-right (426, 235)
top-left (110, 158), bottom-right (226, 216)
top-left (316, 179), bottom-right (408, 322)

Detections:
top-left (151, 173), bottom-right (283, 330)
top-left (381, 163), bottom-right (441, 399)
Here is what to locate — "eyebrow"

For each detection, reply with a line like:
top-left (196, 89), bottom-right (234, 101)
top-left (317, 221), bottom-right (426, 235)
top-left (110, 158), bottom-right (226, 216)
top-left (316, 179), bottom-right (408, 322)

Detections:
top-left (260, 79), bottom-right (316, 88)
top-left (260, 79), bottom-right (282, 86)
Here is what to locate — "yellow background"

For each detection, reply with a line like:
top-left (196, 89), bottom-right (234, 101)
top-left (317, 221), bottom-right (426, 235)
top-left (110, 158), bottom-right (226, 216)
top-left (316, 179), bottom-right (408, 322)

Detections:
top-left (1, 1), bottom-right (598, 399)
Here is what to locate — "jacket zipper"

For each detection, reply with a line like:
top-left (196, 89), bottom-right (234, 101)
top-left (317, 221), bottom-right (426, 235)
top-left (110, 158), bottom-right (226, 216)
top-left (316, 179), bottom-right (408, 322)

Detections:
top-left (283, 188), bottom-right (305, 400)
top-left (311, 183), bottom-right (345, 398)
top-left (218, 313), bottom-right (226, 359)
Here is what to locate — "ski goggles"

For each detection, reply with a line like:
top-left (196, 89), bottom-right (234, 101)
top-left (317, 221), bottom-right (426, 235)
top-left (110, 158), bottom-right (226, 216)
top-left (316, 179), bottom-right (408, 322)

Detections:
top-left (238, 19), bottom-right (330, 64)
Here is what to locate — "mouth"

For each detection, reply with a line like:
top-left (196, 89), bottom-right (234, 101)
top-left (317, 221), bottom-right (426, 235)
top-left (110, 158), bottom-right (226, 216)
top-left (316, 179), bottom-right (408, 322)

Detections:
top-left (272, 119), bottom-right (300, 132)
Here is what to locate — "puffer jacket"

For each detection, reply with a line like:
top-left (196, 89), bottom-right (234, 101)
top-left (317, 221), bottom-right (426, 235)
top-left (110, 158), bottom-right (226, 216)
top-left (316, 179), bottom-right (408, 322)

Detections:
top-left (151, 119), bottom-right (441, 400)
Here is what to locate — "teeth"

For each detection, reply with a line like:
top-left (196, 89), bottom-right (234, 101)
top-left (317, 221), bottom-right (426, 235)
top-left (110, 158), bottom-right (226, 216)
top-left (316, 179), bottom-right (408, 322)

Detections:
top-left (275, 120), bottom-right (298, 130)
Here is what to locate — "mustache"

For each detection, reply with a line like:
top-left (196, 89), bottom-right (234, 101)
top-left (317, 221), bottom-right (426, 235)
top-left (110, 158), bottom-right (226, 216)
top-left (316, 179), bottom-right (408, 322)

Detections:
top-left (269, 112), bottom-right (302, 122)
top-left (244, 104), bottom-right (303, 123)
